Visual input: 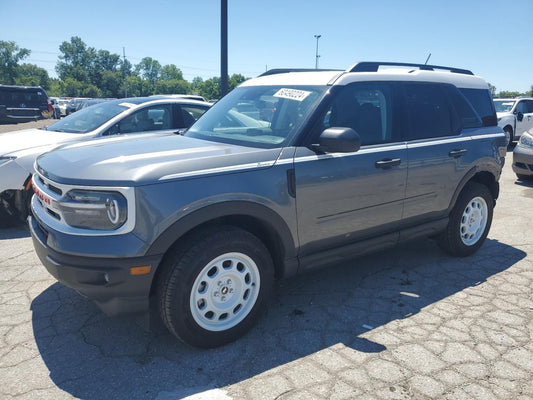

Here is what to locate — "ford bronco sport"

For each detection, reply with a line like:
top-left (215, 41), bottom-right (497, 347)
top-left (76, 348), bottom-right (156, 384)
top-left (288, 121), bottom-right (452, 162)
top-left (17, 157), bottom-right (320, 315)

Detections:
top-left (30, 62), bottom-right (507, 348)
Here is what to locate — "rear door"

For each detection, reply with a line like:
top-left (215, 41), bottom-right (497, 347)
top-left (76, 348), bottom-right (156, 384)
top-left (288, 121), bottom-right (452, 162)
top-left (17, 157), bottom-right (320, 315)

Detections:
top-left (294, 82), bottom-right (408, 259)
top-left (402, 82), bottom-right (478, 226)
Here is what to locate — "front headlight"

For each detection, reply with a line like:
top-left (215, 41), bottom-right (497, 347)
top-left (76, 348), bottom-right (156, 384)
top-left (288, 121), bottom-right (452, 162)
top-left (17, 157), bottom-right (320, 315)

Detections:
top-left (59, 190), bottom-right (128, 230)
top-left (0, 156), bottom-right (16, 168)
top-left (518, 132), bottom-right (533, 148)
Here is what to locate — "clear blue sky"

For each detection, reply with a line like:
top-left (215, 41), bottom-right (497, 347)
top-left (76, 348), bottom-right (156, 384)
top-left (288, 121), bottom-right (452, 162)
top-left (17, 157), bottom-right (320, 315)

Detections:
top-left (1, 0), bottom-right (532, 92)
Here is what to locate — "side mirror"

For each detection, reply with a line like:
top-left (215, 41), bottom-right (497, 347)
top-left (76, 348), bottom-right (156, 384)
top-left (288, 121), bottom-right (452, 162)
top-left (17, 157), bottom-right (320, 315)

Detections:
top-left (516, 112), bottom-right (524, 122)
top-left (312, 127), bottom-right (361, 153)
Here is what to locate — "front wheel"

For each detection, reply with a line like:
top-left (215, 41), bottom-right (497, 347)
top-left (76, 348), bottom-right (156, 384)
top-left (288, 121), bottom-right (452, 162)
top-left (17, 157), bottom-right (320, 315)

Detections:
top-left (156, 226), bottom-right (274, 348)
top-left (504, 127), bottom-right (514, 148)
top-left (437, 182), bottom-right (494, 257)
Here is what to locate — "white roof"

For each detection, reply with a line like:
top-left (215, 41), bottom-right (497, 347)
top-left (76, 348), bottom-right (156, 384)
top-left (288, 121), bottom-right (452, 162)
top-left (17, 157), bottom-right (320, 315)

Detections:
top-left (240, 71), bottom-right (342, 87)
top-left (241, 67), bottom-right (489, 90)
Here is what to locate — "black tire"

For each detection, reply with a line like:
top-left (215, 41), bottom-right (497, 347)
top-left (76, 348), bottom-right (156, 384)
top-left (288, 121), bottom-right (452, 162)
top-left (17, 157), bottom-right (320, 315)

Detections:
top-left (504, 127), bottom-right (514, 148)
top-left (516, 173), bottom-right (532, 181)
top-left (437, 182), bottom-right (494, 257)
top-left (156, 226), bottom-right (274, 348)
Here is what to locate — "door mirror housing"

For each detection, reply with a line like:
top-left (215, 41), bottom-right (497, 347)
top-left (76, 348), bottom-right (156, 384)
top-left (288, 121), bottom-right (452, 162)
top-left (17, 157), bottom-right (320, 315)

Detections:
top-left (312, 127), bottom-right (361, 153)
top-left (516, 111), bottom-right (524, 122)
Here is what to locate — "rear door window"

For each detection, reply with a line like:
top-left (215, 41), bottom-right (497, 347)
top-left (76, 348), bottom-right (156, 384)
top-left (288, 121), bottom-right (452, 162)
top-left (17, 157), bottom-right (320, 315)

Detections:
top-left (404, 83), bottom-right (460, 140)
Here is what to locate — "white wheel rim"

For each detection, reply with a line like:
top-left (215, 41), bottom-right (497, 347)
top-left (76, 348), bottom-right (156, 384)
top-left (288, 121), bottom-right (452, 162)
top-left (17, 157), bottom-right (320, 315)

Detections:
top-left (460, 196), bottom-right (488, 246)
top-left (190, 252), bottom-right (260, 332)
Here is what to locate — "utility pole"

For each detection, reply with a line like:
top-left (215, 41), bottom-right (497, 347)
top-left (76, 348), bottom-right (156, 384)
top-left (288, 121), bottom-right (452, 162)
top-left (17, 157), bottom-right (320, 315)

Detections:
top-left (314, 34), bottom-right (321, 69)
top-left (123, 47), bottom-right (128, 98)
top-left (220, 0), bottom-right (228, 98)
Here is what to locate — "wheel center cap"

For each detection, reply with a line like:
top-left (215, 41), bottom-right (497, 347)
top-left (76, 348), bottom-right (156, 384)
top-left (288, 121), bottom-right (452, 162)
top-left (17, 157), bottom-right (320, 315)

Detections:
top-left (221, 286), bottom-right (229, 295)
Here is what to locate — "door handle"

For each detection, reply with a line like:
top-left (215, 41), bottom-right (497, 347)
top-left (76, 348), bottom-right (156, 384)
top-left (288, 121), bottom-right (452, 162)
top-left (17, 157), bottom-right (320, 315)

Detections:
top-left (449, 149), bottom-right (468, 158)
top-left (375, 158), bottom-right (401, 169)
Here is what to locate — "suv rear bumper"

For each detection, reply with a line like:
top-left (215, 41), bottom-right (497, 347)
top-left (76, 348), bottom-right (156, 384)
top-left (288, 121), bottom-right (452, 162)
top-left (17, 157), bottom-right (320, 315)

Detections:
top-left (29, 216), bottom-right (163, 316)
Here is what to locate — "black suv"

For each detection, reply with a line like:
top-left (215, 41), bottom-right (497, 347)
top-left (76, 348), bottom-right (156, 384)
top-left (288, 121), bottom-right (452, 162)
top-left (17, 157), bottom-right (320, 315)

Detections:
top-left (0, 84), bottom-right (53, 123)
top-left (30, 62), bottom-right (507, 348)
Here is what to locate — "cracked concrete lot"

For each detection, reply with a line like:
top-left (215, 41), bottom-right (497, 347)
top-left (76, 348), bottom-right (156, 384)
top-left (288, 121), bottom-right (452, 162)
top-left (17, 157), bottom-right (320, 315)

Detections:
top-left (0, 144), bottom-right (531, 399)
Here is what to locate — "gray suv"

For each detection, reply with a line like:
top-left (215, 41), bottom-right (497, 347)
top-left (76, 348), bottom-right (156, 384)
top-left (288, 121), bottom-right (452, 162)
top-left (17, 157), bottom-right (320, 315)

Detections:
top-left (30, 62), bottom-right (507, 348)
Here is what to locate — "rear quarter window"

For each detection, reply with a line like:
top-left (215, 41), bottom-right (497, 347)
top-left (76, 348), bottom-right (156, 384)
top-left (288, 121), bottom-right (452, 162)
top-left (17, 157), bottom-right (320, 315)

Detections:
top-left (459, 88), bottom-right (497, 126)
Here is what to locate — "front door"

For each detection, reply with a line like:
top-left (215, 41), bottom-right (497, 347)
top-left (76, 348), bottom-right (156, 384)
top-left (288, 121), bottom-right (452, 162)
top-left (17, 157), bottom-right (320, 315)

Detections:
top-left (294, 82), bottom-right (407, 261)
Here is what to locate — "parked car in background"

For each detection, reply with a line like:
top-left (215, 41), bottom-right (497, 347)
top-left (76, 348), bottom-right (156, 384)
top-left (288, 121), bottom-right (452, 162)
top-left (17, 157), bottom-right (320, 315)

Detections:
top-left (79, 98), bottom-right (115, 110)
top-left (49, 97), bottom-right (61, 119)
top-left (65, 97), bottom-right (89, 115)
top-left (494, 97), bottom-right (533, 144)
top-left (0, 85), bottom-right (53, 123)
top-left (28, 61), bottom-right (506, 348)
top-left (512, 129), bottom-right (533, 180)
top-left (57, 98), bottom-right (70, 116)
top-left (0, 96), bottom-right (210, 226)
top-left (152, 94), bottom-right (207, 102)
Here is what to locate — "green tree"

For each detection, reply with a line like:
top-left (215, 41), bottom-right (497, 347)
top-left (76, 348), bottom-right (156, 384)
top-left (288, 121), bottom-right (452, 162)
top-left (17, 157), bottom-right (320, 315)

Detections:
top-left (120, 58), bottom-right (134, 77)
top-left (56, 36), bottom-right (95, 82)
top-left (191, 76), bottom-right (203, 91)
top-left (125, 75), bottom-right (143, 97)
top-left (88, 49), bottom-right (121, 86)
top-left (81, 84), bottom-right (101, 98)
top-left (47, 79), bottom-right (62, 97)
top-left (61, 77), bottom-right (84, 97)
top-left (15, 64), bottom-right (50, 89)
top-left (135, 57), bottom-right (161, 83)
top-left (487, 83), bottom-right (497, 97)
top-left (0, 40), bottom-right (30, 84)
top-left (497, 90), bottom-right (521, 98)
top-left (196, 77), bottom-right (220, 100)
top-left (161, 64), bottom-right (184, 81)
top-left (155, 79), bottom-right (190, 95)
top-left (99, 70), bottom-right (122, 98)
top-left (229, 73), bottom-right (247, 90)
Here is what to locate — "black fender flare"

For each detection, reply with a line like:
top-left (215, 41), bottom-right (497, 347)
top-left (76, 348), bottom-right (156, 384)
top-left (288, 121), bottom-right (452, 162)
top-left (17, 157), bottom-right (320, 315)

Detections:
top-left (447, 165), bottom-right (499, 213)
top-left (145, 200), bottom-right (298, 276)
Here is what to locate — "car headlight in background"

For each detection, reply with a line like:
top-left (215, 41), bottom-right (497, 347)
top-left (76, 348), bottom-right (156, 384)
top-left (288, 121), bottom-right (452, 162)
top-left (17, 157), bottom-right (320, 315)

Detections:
top-left (59, 190), bottom-right (128, 230)
top-left (0, 156), bottom-right (16, 168)
top-left (518, 132), bottom-right (533, 148)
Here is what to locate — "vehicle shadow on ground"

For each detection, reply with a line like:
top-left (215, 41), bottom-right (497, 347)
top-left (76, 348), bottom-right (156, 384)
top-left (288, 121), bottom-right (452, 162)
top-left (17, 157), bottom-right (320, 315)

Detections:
top-left (0, 223), bottom-right (29, 239)
top-left (31, 238), bottom-right (525, 400)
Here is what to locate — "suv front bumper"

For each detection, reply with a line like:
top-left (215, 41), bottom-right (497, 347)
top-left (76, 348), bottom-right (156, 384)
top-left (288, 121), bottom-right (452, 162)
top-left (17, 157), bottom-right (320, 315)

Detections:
top-left (29, 216), bottom-right (163, 316)
top-left (512, 145), bottom-right (533, 177)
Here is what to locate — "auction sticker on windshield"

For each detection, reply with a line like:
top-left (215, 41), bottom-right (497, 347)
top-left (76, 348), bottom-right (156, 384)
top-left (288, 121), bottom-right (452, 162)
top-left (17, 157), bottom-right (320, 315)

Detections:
top-left (273, 88), bottom-right (311, 102)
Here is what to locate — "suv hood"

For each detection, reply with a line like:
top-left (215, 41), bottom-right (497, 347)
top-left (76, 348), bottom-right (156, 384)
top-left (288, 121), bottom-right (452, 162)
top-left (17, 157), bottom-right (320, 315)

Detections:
top-left (36, 133), bottom-right (284, 186)
top-left (0, 128), bottom-right (86, 156)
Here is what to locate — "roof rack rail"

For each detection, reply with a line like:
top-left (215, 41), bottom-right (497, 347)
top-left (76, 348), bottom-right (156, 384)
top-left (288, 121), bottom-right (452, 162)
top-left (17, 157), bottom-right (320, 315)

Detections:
top-left (259, 68), bottom-right (341, 77)
top-left (348, 62), bottom-right (473, 75)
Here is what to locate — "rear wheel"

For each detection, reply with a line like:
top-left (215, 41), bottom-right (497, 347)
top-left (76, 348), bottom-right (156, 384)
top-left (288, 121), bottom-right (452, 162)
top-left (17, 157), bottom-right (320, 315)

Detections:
top-left (156, 226), bottom-right (274, 348)
top-left (437, 182), bottom-right (493, 257)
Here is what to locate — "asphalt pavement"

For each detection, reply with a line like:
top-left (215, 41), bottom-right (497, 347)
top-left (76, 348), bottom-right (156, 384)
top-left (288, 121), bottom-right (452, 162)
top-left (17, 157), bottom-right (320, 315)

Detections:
top-left (0, 142), bottom-right (531, 399)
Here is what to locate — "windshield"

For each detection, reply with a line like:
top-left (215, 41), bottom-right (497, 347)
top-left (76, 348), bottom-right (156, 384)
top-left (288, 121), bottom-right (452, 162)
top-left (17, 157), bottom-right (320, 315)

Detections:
top-left (185, 85), bottom-right (328, 148)
top-left (494, 100), bottom-right (516, 113)
top-left (46, 102), bottom-right (128, 133)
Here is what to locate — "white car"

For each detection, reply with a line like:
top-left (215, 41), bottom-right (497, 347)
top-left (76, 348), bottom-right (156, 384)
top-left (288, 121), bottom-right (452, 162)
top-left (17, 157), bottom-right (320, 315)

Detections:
top-left (0, 96), bottom-right (210, 226)
top-left (494, 97), bottom-right (533, 144)
top-left (57, 98), bottom-right (70, 117)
